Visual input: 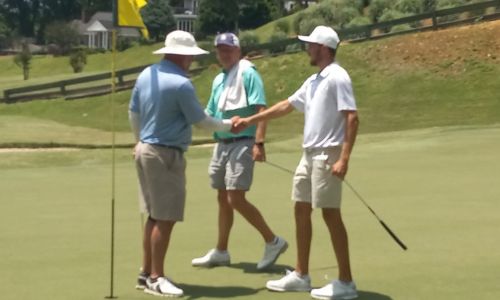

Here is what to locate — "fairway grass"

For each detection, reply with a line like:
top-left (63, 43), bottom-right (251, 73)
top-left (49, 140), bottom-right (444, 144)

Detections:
top-left (1, 125), bottom-right (499, 300)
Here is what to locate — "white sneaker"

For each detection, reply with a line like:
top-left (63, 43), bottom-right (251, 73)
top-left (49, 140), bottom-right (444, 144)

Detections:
top-left (257, 236), bottom-right (288, 270)
top-left (191, 248), bottom-right (230, 267)
top-left (144, 277), bottom-right (183, 297)
top-left (266, 270), bottom-right (312, 292)
top-left (310, 280), bottom-right (358, 300)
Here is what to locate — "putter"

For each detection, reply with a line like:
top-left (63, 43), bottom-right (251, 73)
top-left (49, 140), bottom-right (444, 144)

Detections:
top-left (244, 150), bottom-right (408, 250)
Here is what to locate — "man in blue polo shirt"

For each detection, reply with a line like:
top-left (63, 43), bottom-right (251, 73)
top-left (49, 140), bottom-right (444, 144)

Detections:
top-left (191, 32), bottom-right (288, 271)
top-left (129, 30), bottom-right (235, 298)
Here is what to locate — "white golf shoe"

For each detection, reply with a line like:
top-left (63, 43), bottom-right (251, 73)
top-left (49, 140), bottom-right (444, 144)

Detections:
top-left (257, 236), bottom-right (288, 270)
top-left (191, 248), bottom-right (230, 267)
top-left (266, 270), bottom-right (311, 292)
top-left (310, 279), bottom-right (358, 300)
top-left (144, 277), bottom-right (183, 297)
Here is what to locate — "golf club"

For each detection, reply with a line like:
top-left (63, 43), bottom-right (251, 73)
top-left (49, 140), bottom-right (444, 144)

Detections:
top-left (242, 149), bottom-right (407, 250)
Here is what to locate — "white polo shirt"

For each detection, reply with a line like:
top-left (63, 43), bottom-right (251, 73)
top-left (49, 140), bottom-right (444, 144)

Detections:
top-left (288, 62), bottom-right (357, 149)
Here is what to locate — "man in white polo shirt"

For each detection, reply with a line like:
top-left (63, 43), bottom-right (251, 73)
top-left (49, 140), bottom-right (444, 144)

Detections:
top-left (234, 26), bottom-right (360, 300)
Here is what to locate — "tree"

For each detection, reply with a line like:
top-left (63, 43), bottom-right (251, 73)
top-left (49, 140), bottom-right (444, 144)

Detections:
top-left (239, 0), bottom-right (273, 30)
top-left (14, 42), bottom-right (32, 80)
top-left (141, 0), bottom-right (176, 41)
top-left (45, 21), bottom-right (80, 55)
top-left (195, 0), bottom-right (239, 38)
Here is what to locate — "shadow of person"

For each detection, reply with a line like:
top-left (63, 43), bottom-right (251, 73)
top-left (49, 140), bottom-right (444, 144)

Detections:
top-left (178, 283), bottom-right (264, 299)
top-left (357, 290), bottom-right (393, 300)
top-left (228, 262), bottom-right (294, 274)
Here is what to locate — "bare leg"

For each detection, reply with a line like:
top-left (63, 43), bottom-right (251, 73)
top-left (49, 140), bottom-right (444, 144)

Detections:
top-left (227, 190), bottom-right (274, 243)
top-left (294, 202), bottom-right (312, 275)
top-left (150, 219), bottom-right (176, 278)
top-left (216, 189), bottom-right (234, 251)
top-left (322, 208), bottom-right (352, 282)
top-left (142, 217), bottom-right (155, 274)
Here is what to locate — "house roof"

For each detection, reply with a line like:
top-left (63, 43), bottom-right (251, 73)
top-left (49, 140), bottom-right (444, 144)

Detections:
top-left (74, 11), bottom-right (141, 37)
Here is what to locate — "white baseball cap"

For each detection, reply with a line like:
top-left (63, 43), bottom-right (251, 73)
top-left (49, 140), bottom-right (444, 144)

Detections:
top-left (298, 25), bottom-right (340, 49)
top-left (153, 30), bottom-right (209, 55)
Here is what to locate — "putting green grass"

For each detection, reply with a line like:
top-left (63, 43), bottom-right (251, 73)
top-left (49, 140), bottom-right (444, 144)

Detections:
top-left (1, 125), bottom-right (499, 300)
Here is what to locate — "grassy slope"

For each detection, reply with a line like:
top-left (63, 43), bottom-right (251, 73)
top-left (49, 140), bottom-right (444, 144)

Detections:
top-left (1, 21), bottom-right (499, 146)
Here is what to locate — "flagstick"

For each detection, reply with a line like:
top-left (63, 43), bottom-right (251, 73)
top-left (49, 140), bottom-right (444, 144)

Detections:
top-left (105, 28), bottom-right (118, 299)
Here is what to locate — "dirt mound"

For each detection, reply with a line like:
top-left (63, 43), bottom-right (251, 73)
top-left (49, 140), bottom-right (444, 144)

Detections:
top-left (361, 20), bottom-right (500, 73)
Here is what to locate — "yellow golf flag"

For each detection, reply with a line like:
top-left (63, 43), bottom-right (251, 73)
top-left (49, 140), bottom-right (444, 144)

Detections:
top-left (117, 0), bottom-right (149, 39)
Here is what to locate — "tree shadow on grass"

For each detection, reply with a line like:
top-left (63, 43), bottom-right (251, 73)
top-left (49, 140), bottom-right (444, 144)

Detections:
top-left (228, 262), bottom-right (294, 274)
top-left (357, 290), bottom-right (393, 300)
top-left (178, 283), bottom-right (264, 299)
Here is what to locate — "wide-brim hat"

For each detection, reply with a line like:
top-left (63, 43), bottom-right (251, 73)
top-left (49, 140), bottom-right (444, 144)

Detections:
top-left (298, 25), bottom-right (340, 49)
top-left (153, 30), bottom-right (208, 55)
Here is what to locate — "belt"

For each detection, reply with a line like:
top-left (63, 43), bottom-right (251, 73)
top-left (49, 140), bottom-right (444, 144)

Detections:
top-left (217, 136), bottom-right (254, 144)
top-left (154, 144), bottom-right (183, 153)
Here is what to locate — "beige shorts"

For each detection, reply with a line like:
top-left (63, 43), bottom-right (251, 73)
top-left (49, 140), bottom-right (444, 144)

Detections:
top-left (292, 147), bottom-right (343, 208)
top-left (209, 138), bottom-right (255, 191)
top-left (135, 143), bottom-right (186, 221)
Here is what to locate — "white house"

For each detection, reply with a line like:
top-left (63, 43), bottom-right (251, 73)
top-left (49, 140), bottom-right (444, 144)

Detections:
top-left (73, 12), bottom-right (141, 50)
top-left (174, 0), bottom-right (199, 33)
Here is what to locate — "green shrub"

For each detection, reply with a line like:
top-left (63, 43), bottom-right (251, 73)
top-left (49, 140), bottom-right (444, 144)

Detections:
top-left (395, 0), bottom-right (426, 14)
top-left (268, 31), bottom-right (288, 54)
top-left (275, 19), bottom-right (290, 34)
top-left (69, 49), bottom-right (87, 73)
top-left (369, 0), bottom-right (394, 21)
top-left (239, 31), bottom-right (260, 48)
top-left (347, 16), bottom-right (372, 28)
top-left (338, 6), bottom-right (361, 26)
top-left (390, 23), bottom-right (413, 33)
top-left (298, 18), bottom-right (326, 35)
top-left (116, 37), bottom-right (133, 52)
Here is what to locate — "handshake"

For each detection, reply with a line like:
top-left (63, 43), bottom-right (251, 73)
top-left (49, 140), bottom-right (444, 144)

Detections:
top-left (230, 116), bottom-right (250, 134)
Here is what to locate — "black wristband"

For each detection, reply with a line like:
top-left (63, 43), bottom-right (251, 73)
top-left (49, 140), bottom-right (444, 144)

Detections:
top-left (255, 142), bottom-right (265, 146)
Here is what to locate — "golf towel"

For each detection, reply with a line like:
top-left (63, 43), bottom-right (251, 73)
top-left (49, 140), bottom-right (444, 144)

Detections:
top-left (217, 59), bottom-right (254, 112)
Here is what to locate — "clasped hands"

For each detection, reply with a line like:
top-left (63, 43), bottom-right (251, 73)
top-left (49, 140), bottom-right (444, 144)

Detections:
top-left (230, 116), bottom-right (249, 134)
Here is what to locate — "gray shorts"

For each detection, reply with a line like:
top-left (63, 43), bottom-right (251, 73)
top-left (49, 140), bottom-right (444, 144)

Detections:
top-left (292, 147), bottom-right (343, 208)
top-left (209, 138), bottom-right (255, 191)
top-left (135, 143), bottom-right (186, 221)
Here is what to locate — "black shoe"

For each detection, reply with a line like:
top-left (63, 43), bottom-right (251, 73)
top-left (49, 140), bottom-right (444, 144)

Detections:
top-left (135, 271), bottom-right (149, 290)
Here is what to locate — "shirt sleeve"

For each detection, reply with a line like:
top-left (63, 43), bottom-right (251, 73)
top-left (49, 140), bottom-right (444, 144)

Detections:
top-left (243, 67), bottom-right (266, 107)
top-left (288, 78), bottom-right (310, 113)
top-left (177, 81), bottom-right (207, 125)
top-left (129, 85), bottom-right (140, 113)
top-left (205, 77), bottom-right (219, 117)
top-left (335, 73), bottom-right (357, 111)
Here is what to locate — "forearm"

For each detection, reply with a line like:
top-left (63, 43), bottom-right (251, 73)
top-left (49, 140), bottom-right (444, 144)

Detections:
top-left (254, 106), bottom-right (267, 143)
top-left (247, 99), bottom-right (294, 125)
top-left (195, 113), bottom-right (232, 132)
top-left (128, 110), bottom-right (140, 142)
top-left (340, 111), bottom-right (359, 162)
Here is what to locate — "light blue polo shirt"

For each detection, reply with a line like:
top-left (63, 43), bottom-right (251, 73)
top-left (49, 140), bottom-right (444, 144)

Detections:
top-left (129, 60), bottom-right (206, 151)
top-left (205, 64), bottom-right (267, 140)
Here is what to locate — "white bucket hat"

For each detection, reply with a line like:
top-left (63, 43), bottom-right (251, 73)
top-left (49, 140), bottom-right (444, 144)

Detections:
top-left (153, 30), bottom-right (208, 55)
top-left (298, 25), bottom-right (340, 49)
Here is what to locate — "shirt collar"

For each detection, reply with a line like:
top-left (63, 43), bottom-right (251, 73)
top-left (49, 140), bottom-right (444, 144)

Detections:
top-left (161, 59), bottom-right (188, 77)
top-left (316, 62), bottom-right (337, 79)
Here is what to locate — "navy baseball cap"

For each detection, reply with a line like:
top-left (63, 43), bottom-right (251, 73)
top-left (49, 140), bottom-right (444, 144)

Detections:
top-left (214, 33), bottom-right (240, 48)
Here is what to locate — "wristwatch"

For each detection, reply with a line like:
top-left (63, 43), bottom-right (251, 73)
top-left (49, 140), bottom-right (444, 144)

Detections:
top-left (255, 142), bottom-right (265, 147)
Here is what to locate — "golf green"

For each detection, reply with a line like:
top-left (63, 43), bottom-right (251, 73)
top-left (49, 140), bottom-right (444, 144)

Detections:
top-left (0, 125), bottom-right (499, 300)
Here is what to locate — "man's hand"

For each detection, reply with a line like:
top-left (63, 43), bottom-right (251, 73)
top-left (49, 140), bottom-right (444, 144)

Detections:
top-left (331, 159), bottom-right (348, 179)
top-left (252, 143), bottom-right (266, 162)
top-left (231, 117), bottom-right (250, 133)
top-left (132, 142), bottom-right (140, 158)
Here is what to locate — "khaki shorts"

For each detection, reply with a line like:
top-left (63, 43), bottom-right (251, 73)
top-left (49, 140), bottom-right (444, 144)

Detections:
top-left (292, 147), bottom-right (343, 208)
top-left (135, 143), bottom-right (186, 221)
top-left (209, 138), bottom-right (255, 191)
